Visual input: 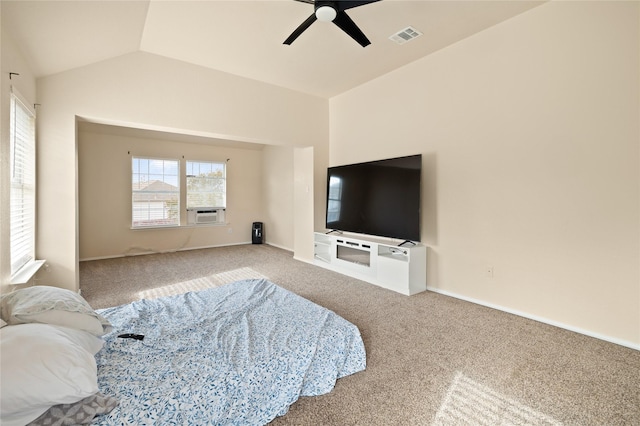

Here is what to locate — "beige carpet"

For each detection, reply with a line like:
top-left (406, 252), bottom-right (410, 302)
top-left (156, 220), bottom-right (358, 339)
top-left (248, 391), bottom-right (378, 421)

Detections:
top-left (80, 244), bottom-right (640, 426)
top-left (136, 266), bottom-right (267, 300)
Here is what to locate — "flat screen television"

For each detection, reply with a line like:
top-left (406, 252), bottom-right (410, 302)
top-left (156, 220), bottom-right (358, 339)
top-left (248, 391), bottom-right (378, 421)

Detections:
top-left (325, 154), bottom-right (422, 242)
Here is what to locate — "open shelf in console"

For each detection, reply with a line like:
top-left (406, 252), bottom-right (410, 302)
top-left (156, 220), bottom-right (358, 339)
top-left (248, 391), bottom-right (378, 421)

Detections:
top-left (377, 245), bottom-right (409, 262)
top-left (313, 233), bottom-right (332, 263)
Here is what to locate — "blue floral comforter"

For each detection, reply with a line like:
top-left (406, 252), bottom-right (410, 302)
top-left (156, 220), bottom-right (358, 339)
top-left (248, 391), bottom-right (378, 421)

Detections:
top-left (93, 279), bottom-right (366, 425)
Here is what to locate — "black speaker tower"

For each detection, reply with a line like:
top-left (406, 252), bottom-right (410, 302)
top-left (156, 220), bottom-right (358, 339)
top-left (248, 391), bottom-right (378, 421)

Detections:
top-left (252, 222), bottom-right (263, 244)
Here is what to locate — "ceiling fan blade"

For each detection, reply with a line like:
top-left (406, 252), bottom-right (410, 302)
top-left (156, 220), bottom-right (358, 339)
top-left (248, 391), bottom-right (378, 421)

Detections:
top-left (332, 10), bottom-right (371, 47)
top-left (293, 0), bottom-right (315, 4)
top-left (338, 0), bottom-right (381, 11)
top-left (283, 13), bottom-right (318, 45)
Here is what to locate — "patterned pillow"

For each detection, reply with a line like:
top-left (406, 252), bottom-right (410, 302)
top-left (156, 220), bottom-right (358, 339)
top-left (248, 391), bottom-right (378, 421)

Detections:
top-left (28, 392), bottom-right (118, 425)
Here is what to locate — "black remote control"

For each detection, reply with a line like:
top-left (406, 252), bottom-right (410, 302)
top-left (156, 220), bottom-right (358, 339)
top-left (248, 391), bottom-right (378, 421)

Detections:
top-left (117, 333), bottom-right (145, 341)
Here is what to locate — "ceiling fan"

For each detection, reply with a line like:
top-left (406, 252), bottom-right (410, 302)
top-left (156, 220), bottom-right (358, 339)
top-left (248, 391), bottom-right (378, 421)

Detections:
top-left (284, 0), bottom-right (381, 47)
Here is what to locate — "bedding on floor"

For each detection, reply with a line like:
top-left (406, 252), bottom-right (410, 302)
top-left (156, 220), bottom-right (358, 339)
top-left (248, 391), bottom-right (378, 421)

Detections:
top-left (0, 286), bottom-right (113, 426)
top-left (93, 278), bottom-right (366, 425)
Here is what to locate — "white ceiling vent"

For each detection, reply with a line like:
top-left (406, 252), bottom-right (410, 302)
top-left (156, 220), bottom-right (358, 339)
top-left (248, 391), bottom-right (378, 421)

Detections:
top-left (389, 26), bottom-right (423, 45)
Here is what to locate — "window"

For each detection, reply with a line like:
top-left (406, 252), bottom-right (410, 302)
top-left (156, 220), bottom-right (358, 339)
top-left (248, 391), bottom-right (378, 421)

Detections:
top-left (132, 157), bottom-right (179, 227)
top-left (186, 161), bottom-right (226, 209)
top-left (327, 176), bottom-right (342, 222)
top-left (9, 92), bottom-right (36, 276)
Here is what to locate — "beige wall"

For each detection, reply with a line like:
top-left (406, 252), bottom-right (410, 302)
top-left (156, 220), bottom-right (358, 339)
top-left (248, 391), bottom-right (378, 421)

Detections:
top-left (78, 126), bottom-right (269, 259)
top-left (36, 51), bottom-right (328, 291)
top-left (0, 24), bottom-right (37, 291)
top-left (5, 1), bottom-right (638, 348)
top-left (78, 128), bottom-right (308, 259)
top-left (262, 145), bottom-right (294, 250)
top-left (293, 147), bottom-right (315, 262)
top-left (330, 1), bottom-right (639, 347)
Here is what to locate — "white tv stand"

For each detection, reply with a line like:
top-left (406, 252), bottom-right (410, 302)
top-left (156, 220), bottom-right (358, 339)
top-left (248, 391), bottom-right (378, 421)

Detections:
top-left (313, 232), bottom-right (426, 296)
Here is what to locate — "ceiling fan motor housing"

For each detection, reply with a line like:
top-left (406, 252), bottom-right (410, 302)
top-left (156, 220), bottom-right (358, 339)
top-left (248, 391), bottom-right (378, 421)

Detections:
top-left (315, 1), bottom-right (338, 21)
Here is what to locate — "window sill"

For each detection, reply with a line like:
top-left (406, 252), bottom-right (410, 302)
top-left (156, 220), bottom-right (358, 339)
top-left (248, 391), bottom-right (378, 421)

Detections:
top-left (10, 259), bottom-right (46, 285)
top-left (131, 224), bottom-right (181, 230)
top-left (131, 223), bottom-right (227, 230)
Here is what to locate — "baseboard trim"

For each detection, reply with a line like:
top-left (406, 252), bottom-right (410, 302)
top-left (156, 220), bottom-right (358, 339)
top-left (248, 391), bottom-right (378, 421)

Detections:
top-left (427, 287), bottom-right (639, 351)
top-left (264, 242), bottom-right (293, 253)
top-left (79, 241), bottom-right (252, 262)
top-left (294, 256), bottom-right (314, 265)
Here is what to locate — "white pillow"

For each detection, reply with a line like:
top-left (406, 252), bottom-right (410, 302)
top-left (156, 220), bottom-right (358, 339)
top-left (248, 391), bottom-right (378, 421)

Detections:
top-left (0, 323), bottom-right (99, 426)
top-left (49, 325), bottom-right (105, 355)
top-left (0, 286), bottom-right (111, 336)
top-left (0, 318), bottom-right (6, 328)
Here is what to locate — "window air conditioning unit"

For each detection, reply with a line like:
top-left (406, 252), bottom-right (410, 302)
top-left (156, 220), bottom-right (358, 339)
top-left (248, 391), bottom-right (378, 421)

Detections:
top-left (187, 209), bottom-right (225, 225)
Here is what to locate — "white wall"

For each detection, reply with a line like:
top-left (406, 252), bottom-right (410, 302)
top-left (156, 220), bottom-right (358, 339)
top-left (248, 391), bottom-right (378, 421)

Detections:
top-left (37, 52), bottom-right (328, 291)
top-left (0, 24), bottom-right (37, 291)
top-left (330, 1), bottom-right (639, 347)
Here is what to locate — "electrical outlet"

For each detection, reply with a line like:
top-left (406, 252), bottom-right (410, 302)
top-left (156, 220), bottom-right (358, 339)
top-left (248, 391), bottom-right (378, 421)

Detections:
top-left (486, 266), bottom-right (494, 279)
top-left (227, 227), bottom-right (232, 234)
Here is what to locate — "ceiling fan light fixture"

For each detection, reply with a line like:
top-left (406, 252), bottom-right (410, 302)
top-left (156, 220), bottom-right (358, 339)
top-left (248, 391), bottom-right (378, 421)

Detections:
top-left (315, 5), bottom-right (337, 22)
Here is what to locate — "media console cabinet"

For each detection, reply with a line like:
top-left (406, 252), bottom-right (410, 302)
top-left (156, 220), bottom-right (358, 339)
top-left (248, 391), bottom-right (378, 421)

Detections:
top-left (313, 232), bottom-right (427, 295)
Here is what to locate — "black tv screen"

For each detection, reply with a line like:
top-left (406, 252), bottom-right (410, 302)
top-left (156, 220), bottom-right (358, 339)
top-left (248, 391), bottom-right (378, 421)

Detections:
top-left (325, 154), bottom-right (422, 242)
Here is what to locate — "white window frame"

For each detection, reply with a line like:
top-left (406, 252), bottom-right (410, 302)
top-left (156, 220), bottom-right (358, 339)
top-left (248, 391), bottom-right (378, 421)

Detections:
top-left (9, 89), bottom-right (41, 282)
top-left (185, 160), bottom-right (226, 210)
top-left (131, 157), bottom-right (180, 228)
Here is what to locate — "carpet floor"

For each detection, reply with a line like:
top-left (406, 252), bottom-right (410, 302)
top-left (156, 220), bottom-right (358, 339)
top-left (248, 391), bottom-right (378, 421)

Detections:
top-left (80, 244), bottom-right (640, 425)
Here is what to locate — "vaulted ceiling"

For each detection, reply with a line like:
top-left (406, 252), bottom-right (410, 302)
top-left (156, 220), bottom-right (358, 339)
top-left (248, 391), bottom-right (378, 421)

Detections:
top-left (3, 0), bottom-right (544, 98)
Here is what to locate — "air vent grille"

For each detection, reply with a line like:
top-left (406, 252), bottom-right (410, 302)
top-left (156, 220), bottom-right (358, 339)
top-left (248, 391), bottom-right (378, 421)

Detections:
top-left (389, 26), bottom-right (423, 45)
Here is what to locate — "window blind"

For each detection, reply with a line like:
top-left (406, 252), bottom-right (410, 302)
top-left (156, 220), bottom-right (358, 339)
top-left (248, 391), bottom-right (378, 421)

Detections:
top-left (10, 91), bottom-right (36, 275)
top-left (132, 157), bottom-right (180, 227)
